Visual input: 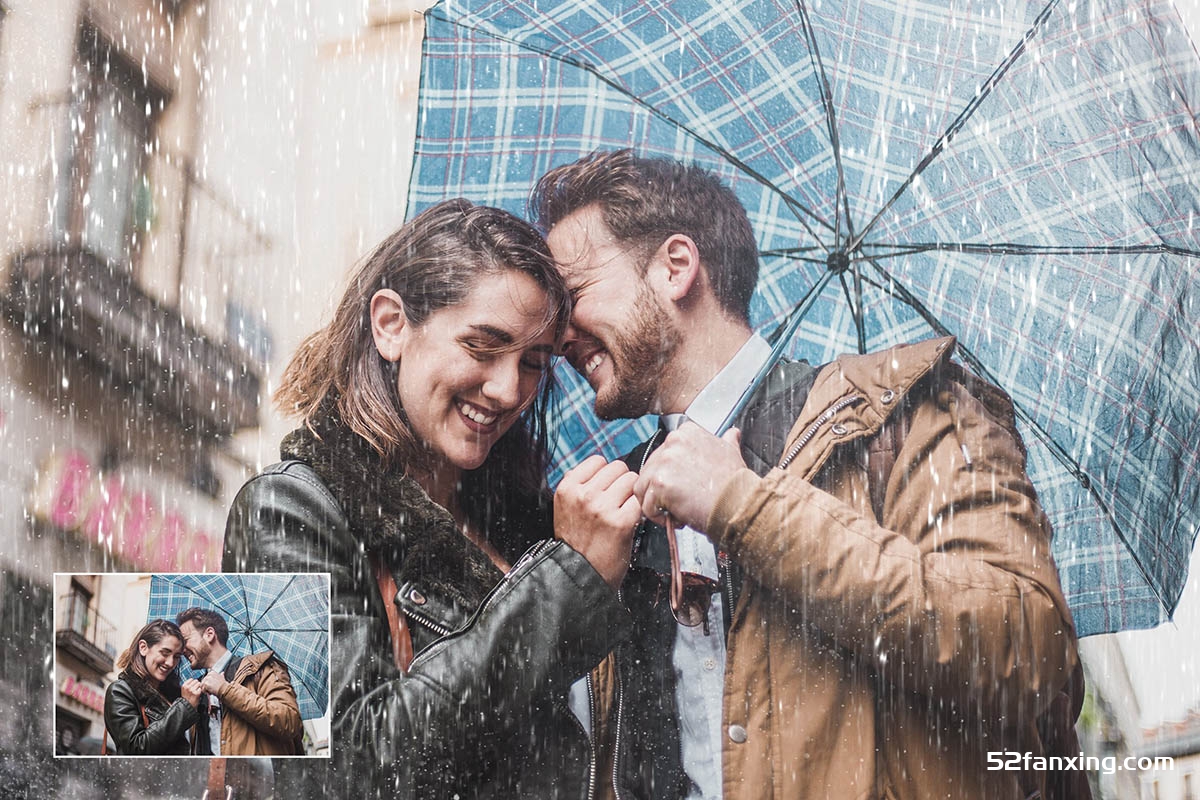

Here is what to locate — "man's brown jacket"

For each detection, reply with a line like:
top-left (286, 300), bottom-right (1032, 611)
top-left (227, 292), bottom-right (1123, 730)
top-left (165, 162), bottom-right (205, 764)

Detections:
top-left (700, 336), bottom-right (1079, 799)
top-left (214, 650), bottom-right (304, 756)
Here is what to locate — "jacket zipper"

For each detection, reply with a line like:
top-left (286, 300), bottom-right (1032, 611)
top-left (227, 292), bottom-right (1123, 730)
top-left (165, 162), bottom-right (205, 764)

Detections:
top-left (610, 658), bottom-right (625, 800)
top-left (718, 549), bottom-right (734, 635)
top-left (407, 539), bottom-right (556, 671)
top-left (403, 607), bottom-right (453, 639)
top-left (403, 537), bottom-right (552, 676)
top-left (584, 674), bottom-right (598, 800)
top-left (640, 429), bottom-right (662, 471)
top-left (777, 394), bottom-right (865, 470)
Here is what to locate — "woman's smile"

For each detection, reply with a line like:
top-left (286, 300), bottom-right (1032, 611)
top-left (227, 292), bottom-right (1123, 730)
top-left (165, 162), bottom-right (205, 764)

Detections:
top-left (457, 399), bottom-right (502, 430)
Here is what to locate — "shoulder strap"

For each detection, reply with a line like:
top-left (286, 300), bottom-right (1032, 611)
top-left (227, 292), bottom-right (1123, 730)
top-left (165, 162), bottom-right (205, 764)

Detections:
top-left (222, 655), bottom-right (246, 683)
top-left (372, 552), bottom-right (414, 672)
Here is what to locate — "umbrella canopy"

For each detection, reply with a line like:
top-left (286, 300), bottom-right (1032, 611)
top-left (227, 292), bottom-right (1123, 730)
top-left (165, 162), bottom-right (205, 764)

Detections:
top-left (146, 574), bottom-right (329, 719)
top-left (405, 0), bottom-right (1200, 637)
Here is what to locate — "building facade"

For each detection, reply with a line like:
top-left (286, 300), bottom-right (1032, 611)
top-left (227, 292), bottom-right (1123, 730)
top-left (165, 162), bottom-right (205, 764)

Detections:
top-left (1, 0), bottom-right (425, 794)
top-left (1141, 710), bottom-right (1200, 800)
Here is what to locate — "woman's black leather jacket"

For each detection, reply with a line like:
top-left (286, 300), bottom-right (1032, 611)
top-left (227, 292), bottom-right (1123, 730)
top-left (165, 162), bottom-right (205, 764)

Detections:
top-left (103, 671), bottom-right (200, 756)
top-left (223, 427), bottom-right (630, 799)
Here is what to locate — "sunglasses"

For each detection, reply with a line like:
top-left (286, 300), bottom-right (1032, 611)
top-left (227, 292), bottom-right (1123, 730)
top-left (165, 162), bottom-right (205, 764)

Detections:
top-left (628, 517), bottom-right (721, 633)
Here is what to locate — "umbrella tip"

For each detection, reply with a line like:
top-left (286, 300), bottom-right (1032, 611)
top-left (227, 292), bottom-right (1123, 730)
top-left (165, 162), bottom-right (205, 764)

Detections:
top-left (826, 250), bottom-right (850, 274)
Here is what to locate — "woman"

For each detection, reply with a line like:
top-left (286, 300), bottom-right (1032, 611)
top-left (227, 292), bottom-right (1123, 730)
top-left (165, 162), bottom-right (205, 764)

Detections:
top-left (223, 199), bottom-right (639, 798)
top-left (103, 619), bottom-right (204, 755)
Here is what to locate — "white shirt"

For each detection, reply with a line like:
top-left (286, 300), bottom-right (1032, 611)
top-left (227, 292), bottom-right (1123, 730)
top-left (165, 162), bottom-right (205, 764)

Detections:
top-left (207, 650), bottom-right (233, 756)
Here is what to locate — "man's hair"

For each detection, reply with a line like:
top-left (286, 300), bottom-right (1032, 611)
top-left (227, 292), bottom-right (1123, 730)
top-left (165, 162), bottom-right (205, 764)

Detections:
top-left (176, 607), bottom-right (229, 647)
top-left (531, 149), bottom-right (758, 323)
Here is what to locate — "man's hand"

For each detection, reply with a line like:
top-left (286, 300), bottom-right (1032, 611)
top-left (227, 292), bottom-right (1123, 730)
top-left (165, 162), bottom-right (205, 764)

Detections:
top-left (554, 455), bottom-right (642, 590)
top-left (181, 678), bottom-right (204, 708)
top-left (635, 424), bottom-right (745, 534)
top-left (201, 669), bottom-right (229, 696)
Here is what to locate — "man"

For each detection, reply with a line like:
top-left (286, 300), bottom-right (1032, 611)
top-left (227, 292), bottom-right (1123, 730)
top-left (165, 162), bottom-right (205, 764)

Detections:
top-left (176, 607), bottom-right (304, 757)
top-left (532, 149), bottom-right (1085, 800)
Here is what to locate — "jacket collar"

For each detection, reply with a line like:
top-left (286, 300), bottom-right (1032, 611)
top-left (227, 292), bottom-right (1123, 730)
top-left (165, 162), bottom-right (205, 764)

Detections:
top-left (280, 407), bottom-right (505, 614)
top-left (117, 669), bottom-right (178, 711)
top-left (779, 336), bottom-right (956, 478)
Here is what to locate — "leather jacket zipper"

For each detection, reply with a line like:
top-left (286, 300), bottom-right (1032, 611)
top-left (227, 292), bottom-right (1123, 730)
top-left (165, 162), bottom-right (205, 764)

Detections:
top-left (404, 607), bottom-right (453, 639)
top-left (407, 539), bottom-right (556, 671)
top-left (610, 658), bottom-right (625, 800)
top-left (777, 394), bottom-right (865, 469)
top-left (585, 674), bottom-right (598, 800)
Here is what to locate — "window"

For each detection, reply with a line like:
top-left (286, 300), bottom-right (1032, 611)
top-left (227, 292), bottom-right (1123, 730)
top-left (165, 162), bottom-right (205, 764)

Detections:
top-left (53, 24), bottom-right (167, 271)
top-left (65, 580), bottom-right (92, 637)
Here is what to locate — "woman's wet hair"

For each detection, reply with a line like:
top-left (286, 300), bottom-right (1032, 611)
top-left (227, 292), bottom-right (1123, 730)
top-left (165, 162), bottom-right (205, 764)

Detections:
top-left (275, 198), bottom-right (570, 498)
top-left (116, 619), bottom-right (184, 682)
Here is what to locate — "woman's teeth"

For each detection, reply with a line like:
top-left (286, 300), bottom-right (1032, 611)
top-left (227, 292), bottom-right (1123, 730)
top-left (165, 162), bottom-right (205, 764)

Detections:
top-left (585, 352), bottom-right (604, 376)
top-left (459, 403), bottom-right (498, 425)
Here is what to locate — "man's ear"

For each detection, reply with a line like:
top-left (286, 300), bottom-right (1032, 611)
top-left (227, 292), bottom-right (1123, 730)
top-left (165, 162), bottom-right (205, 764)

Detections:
top-left (370, 289), bottom-right (408, 362)
top-left (652, 234), bottom-right (702, 303)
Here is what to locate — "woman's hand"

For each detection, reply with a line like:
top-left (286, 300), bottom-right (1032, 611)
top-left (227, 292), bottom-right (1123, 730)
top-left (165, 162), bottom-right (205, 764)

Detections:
top-left (554, 455), bottom-right (641, 590)
top-left (181, 678), bottom-right (204, 709)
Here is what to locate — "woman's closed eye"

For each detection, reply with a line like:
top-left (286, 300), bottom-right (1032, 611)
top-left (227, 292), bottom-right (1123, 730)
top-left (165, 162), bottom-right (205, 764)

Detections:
top-left (461, 337), bottom-right (497, 360)
top-left (520, 349), bottom-right (553, 372)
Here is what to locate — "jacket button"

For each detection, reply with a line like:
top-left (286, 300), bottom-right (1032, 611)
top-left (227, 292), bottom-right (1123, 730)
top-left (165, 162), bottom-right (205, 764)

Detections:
top-left (831, 423), bottom-right (848, 436)
top-left (408, 589), bottom-right (426, 605)
top-left (728, 724), bottom-right (748, 743)
top-left (881, 389), bottom-right (896, 404)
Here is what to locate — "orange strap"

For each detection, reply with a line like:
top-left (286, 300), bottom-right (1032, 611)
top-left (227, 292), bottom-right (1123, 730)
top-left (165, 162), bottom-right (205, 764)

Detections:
top-left (373, 553), bottom-right (414, 672)
top-left (206, 758), bottom-right (227, 799)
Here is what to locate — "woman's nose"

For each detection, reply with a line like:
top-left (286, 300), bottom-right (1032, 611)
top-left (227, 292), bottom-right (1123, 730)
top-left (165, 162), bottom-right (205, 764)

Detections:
top-left (482, 361), bottom-right (522, 407)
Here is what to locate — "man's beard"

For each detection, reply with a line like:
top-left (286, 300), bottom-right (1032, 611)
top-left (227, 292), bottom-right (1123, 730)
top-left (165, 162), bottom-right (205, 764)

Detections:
top-left (594, 284), bottom-right (680, 420)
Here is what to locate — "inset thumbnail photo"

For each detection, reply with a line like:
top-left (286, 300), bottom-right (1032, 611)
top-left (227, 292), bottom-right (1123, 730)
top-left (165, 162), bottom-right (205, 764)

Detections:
top-left (54, 572), bottom-right (330, 757)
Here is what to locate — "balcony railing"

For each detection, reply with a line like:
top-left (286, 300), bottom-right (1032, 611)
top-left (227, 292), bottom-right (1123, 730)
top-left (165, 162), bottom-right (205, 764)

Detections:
top-left (55, 592), bottom-right (119, 675)
top-left (4, 96), bottom-right (271, 437)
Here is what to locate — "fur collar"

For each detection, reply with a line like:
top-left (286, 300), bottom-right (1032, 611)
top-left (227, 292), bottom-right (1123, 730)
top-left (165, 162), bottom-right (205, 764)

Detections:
top-left (280, 409), bottom-right (514, 612)
top-left (117, 669), bottom-right (179, 713)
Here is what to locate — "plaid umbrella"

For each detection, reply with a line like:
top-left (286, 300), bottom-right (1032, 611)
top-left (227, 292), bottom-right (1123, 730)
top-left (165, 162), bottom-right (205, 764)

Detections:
top-left (147, 574), bottom-right (329, 719)
top-left (405, 0), bottom-right (1200, 637)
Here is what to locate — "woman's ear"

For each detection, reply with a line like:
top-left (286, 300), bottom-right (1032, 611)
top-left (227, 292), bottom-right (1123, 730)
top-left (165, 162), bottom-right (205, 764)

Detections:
top-left (138, 640), bottom-right (150, 657)
top-left (370, 289), bottom-right (408, 362)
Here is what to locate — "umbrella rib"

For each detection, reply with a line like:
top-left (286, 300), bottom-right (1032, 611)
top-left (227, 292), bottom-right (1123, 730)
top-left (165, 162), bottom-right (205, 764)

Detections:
top-left (848, 0), bottom-right (1064, 253)
top-left (792, 0), bottom-right (854, 248)
top-left (862, 241), bottom-right (1200, 259)
top-left (837, 271), bottom-right (867, 354)
top-left (249, 574), bottom-right (299, 631)
top-left (427, 10), bottom-right (834, 241)
top-left (859, 255), bottom-right (1172, 615)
